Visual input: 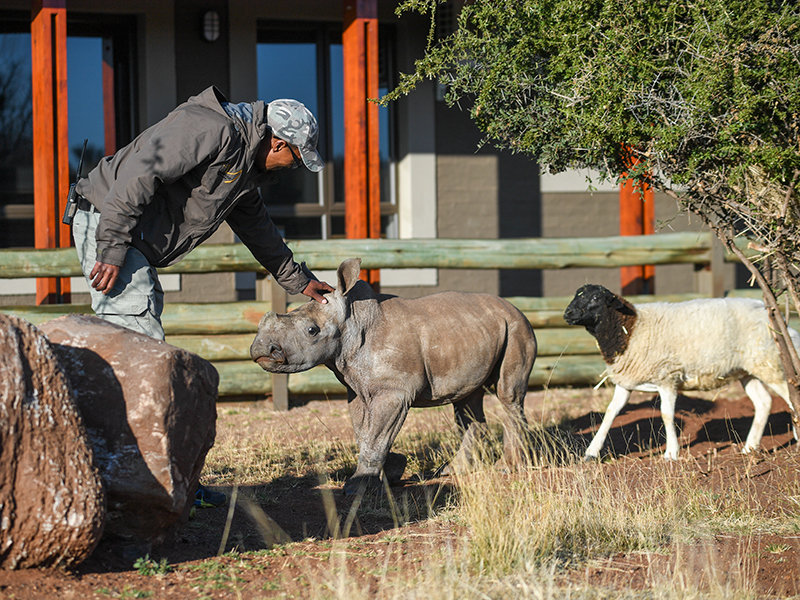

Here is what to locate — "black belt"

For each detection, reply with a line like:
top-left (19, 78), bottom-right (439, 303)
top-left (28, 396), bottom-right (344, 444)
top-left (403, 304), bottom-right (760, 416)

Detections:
top-left (76, 194), bottom-right (98, 213)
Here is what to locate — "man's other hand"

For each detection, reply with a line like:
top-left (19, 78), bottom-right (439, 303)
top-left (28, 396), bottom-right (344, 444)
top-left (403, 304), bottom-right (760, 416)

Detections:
top-left (89, 261), bottom-right (121, 294)
top-left (302, 279), bottom-right (335, 303)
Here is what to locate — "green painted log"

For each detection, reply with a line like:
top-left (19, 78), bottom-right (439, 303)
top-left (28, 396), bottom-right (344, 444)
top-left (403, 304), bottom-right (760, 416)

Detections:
top-left (136, 234), bottom-right (725, 273)
top-left (212, 362), bottom-right (344, 397)
top-left (510, 289), bottom-right (793, 328)
top-left (211, 354), bottom-right (609, 398)
top-left (0, 232), bottom-right (753, 278)
top-left (0, 247), bottom-right (83, 278)
top-left (284, 233), bottom-right (718, 270)
top-left (172, 328), bottom-right (601, 362)
top-left (522, 310), bottom-right (572, 328)
top-left (506, 292), bottom-right (706, 312)
top-left (168, 333), bottom-right (256, 361)
top-left (160, 301), bottom-right (272, 335)
top-left (506, 289), bottom-right (765, 312)
top-left (530, 355), bottom-right (608, 387)
top-left (4, 291), bottom-right (776, 335)
top-left (535, 328), bottom-right (598, 356)
top-left (0, 301), bottom-right (278, 334)
top-left (0, 304), bottom-right (93, 327)
top-left (177, 314), bottom-right (800, 364)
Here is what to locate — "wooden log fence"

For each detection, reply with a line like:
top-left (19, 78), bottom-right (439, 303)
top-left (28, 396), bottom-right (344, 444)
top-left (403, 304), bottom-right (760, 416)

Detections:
top-left (0, 233), bottom-right (770, 403)
top-left (0, 231), bottom-right (751, 277)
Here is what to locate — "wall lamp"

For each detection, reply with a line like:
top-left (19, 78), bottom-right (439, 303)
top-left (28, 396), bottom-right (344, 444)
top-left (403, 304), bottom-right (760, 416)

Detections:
top-left (202, 10), bottom-right (220, 43)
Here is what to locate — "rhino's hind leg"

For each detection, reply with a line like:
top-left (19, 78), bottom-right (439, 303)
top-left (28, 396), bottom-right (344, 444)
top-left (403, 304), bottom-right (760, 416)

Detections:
top-left (495, 355), bottom-right (533, 469)
top-left (383, 452), bottom-right (408, 486)
top-left (443, 390), bottom-right (489, 474)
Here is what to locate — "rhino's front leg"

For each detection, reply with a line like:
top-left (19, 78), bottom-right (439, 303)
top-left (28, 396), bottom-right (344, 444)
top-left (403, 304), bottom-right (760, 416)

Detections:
top-left (345, 393), bottom-right (410, 495)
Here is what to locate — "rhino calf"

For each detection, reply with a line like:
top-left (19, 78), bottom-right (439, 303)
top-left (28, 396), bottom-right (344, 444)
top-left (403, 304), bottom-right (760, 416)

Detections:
top-left (251, 258), bottom-right (538, 494)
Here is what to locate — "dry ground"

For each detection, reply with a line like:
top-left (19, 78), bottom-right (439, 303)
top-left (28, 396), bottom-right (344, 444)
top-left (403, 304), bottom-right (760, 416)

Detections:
top-left (2, 386), bottom-right (800, 599)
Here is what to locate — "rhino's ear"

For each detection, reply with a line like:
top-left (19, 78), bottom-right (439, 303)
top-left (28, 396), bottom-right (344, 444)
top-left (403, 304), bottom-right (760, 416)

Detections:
top-left (337, 258), bottom-right (363, 294)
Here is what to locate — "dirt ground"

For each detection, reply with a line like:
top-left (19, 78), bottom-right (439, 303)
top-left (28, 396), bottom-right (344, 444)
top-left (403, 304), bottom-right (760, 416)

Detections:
top-left (2, 387), bottom-right (800, 599)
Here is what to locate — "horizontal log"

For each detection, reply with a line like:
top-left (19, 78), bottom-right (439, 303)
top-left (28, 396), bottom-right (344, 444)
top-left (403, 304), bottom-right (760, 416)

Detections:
top-left (0, 304), bottom-right (92, 327)
top-left (279, 233), bottom-right (720, 270)
top-left (530, 355), bottom-right (608, 387)
top-left (169, 328), bottom-right (600, 363)
top-left (506, 293), bottom-right (705, 312)
top-left (6, 289), bottom-right (745, 331)
top-left (172, 314), bottom-right (800, 364)
top-left (161, 301), bottom-right (272, 335)
top-left (167, 333), bottom-right (256, 361)
top-left (213, 362), bottom-right (344, 397)
top-left (0, 290), bottom-right (800, 350)
top-left (0, 232), bottom-right (752, 279)
top-left (211, 354), bottom-right (609, 398)
top-left (0, 247), bottom-right (83, 278)
top-left (536, 328), bottom-right (598, 356)
top-left (1, 301), bottom-right (278, 335)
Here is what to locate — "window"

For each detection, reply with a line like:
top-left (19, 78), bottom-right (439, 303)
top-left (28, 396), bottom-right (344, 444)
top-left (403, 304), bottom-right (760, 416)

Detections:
top-left (0, 15), bottom-right (33, 249)
top-left (0, 11), bottom-right (136, 252)
top-left (67, 14), bottom-right (137, 175)
top-left (256, 22), bottom-right (397, 240)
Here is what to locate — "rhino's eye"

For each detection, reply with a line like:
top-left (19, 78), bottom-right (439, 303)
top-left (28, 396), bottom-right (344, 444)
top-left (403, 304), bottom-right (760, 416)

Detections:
top-left (307, 325), bottom-right (320, 337)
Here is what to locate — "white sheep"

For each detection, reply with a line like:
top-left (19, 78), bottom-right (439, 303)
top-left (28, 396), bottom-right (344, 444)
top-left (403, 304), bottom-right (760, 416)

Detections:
top-left (563, 284), bottom-right (799, 460)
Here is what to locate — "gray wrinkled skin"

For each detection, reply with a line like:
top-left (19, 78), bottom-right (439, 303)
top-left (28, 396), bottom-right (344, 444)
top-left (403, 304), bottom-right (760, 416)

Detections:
top-left (251, 258), bottom-right (538, 494)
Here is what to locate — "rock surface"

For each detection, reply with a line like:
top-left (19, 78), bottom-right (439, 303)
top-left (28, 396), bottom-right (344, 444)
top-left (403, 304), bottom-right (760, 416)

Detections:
top-left (0, 315), bottom-right (106, 569)
top-left (40, 315), bottom-right (219, 547)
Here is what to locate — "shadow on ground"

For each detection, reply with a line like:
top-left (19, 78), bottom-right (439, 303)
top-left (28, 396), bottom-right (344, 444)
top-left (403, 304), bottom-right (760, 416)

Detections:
top-left (568, 393), bottom-right (795, 459)
top-left (78, 472), bottom-right (456, 574)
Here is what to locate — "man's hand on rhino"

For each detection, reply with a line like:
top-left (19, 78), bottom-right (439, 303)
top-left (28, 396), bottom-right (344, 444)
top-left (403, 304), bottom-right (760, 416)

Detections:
top-left (302, 279), bottom-right (334, 304)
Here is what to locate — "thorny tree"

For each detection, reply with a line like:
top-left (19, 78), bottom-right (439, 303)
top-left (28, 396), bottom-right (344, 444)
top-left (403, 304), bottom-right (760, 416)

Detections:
top-left (384, 0), bottom-right (800, 425)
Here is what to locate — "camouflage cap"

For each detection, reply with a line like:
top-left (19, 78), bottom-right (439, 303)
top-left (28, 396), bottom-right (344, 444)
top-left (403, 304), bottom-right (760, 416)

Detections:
top-left (267, 99), bottom-right (324, 172)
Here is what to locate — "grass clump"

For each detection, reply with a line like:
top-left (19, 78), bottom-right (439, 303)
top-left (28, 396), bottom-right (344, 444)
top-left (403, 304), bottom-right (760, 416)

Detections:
top-left (132, 554), bottom-right (172, 576)
top-left (455, 463), bottom-right (672, 575)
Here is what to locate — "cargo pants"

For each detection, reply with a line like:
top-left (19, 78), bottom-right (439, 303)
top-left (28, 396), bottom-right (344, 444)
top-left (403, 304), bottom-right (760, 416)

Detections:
top-left (72, 206), bottom-right (165, 340)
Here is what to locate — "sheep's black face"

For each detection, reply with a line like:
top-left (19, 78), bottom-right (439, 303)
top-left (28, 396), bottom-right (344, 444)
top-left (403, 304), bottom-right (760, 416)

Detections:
top-left (563, 284), bottom-right (616, 327)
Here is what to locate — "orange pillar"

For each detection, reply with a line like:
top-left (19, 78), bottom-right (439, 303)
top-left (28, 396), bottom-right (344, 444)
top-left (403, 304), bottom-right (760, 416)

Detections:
top-left (620, 153), bottom-right (655, 295)
top-left (343, 0), bottom-right (380, 289)
top-left (31, 0), bottom-right (71, 304)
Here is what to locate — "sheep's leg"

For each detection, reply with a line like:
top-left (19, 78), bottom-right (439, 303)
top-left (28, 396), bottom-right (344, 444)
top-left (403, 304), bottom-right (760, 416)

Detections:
top-left (658, 387), bottom-right (680, 460)
top-left (766, 381), bottom-right (799, 441)
top-left (740, 377), bottom-right (773, 452)
top-left (585, 385), bottom-right (631, 459)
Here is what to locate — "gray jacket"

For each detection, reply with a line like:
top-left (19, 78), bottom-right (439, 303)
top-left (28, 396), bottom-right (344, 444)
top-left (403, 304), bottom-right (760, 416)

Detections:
top-left (76, 86), bottom-right (311, 295)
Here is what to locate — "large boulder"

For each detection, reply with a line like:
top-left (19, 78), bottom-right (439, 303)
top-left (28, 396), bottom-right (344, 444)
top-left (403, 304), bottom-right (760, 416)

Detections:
top-left (0, 315), bottom-right (106, 569)
top-left (40, 314), bottom-right (219, 548)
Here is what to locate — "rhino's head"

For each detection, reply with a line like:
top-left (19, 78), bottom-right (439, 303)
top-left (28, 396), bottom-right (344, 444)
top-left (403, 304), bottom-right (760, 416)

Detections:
top-left (250, 258), bottom-right (367, 373)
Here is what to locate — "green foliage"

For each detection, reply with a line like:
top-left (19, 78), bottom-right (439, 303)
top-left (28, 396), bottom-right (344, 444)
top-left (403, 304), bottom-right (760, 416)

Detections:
top-left (133, 554), bottom-right (173, 576)
top-left (387, 0), bottom-right (800, 191)
top-left (389, 1), bottom-right (800, 390)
